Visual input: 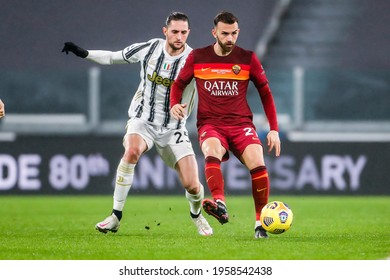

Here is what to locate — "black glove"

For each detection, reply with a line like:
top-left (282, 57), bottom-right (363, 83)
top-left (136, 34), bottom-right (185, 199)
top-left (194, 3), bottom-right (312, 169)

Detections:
top-left (62, 42), bottom-right (89, 58)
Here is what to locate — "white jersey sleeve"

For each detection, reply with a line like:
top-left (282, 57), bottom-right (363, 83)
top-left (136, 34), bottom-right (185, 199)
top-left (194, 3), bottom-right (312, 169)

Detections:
top-left (121, 39), bottom-right (159, 64)
top-left (86, 50), bottom-right (126, 65)
top-left (181, 79), bottom-right (197, 117)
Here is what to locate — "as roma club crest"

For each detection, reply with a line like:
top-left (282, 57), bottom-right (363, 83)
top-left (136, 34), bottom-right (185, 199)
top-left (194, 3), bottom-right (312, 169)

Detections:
top-left (232, 64), bottom-right (241, 75)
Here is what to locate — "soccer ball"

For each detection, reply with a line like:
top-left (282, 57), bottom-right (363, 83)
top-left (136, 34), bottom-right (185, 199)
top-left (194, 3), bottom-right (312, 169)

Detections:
top-left (260, 201), bottom-right (293, 234)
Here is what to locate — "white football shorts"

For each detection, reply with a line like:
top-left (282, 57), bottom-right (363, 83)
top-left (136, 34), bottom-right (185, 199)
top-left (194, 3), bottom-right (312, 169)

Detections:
top-left (124, 118), bottom-right (195, 169)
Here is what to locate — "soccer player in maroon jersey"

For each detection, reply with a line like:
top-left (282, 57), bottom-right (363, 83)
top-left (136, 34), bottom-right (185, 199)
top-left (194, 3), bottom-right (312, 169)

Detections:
top-left (170, 11), bottom-right (281, 238)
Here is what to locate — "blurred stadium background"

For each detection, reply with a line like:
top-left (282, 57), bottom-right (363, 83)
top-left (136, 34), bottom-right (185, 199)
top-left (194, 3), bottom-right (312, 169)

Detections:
top-left (0, 0), bottom-right (389, 195)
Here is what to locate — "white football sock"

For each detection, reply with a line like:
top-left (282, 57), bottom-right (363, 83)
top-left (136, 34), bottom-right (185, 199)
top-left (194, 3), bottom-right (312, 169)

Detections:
top-left (113, 159), bottom-right (135, 211)
top-left (185, 184), bottom-right (204, 216)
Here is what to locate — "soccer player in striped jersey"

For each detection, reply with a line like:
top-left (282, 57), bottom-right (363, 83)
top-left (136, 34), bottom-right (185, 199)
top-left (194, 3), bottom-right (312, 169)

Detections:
top-left (62, 12), bottom-right (212, 236)
top-left (170, 11), bottom-right (281, 238)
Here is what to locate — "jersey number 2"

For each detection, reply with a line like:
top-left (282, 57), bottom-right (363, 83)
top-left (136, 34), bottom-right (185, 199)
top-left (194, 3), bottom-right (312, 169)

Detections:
top-left (244, 127), bottom-right (255, 136)
top-left (174, 131), bottom-right (190, 144)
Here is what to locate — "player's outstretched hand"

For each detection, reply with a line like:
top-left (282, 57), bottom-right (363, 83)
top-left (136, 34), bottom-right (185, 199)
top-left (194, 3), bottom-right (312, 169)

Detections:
top-left (62, 42), bottom-right (89, 58)
top-left (0, 99), bottom-right (5, 118)
top-left (170, 103), bottom-right (187, 121)
top-left (267, 130), bottom-right (281, 157)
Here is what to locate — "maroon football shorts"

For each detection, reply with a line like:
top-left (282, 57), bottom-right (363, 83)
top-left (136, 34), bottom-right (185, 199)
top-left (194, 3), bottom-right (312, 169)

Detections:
top-left (198, 123), bottom-right (262, 161)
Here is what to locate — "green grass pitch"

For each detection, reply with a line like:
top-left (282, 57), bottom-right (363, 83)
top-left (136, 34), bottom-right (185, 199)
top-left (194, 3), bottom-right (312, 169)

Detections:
top-left (0, 195), bottom-right (389, 260)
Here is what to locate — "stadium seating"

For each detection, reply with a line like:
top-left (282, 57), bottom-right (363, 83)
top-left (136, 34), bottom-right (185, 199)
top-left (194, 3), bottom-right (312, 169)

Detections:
top-left (1, 0), bottom-right (389, 133)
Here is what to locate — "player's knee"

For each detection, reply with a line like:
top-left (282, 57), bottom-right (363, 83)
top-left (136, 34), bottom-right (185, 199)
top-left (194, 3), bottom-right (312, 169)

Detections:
top-left (183, 180), bottom-right (199, 194)
top-left (203, 146), bottom-right (225, 159)
top-left (123, 146), bottom-right (143, 162)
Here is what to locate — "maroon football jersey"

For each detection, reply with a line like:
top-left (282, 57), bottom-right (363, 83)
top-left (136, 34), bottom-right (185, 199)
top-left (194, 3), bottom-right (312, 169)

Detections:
top-left (171, 44), bottom-right (278, 131)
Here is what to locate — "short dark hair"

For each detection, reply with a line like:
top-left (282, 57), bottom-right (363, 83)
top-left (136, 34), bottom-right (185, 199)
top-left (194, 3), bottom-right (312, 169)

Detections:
top-left (165, 12), bottom-right (190, 28)
top-left (213, 11), bottom-right (238, 26)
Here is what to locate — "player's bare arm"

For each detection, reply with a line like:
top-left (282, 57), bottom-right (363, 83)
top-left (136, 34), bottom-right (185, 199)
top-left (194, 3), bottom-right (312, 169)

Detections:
top-left (267, 130), bottom-right (281, 157)
top-left (170, 103), bottom-right (187, 120)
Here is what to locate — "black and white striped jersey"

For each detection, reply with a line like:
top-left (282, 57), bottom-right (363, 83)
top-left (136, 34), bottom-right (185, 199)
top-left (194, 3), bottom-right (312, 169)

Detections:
top-left (87, 38), bottom-right (196, 128)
